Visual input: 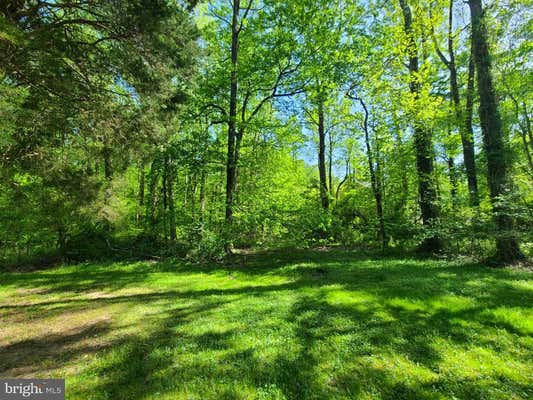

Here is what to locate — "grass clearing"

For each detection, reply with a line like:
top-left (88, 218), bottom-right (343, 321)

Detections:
top-left (0, 249), bottom-right (532, 399)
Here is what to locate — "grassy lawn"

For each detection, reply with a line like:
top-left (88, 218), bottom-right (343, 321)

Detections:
top-left (0, 249), bottom-right (532, 399)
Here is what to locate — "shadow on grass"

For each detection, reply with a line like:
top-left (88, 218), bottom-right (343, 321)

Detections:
top-left (0, 320), bottom-right (113, 377)
top-left (0, 249), bottom-right (531, 399)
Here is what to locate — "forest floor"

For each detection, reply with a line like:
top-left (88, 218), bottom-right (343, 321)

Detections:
top-left (0, 249), bottom-right (532, 400)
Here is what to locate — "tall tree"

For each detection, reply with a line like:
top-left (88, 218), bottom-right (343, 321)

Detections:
top-left (317, 90), bottom-right (329, 209)
top-left (398, 0), bottom-right (442, 252)
top-left (468, 0), bottom-right (523, 262)
top-left (432, 0), bottom-right (479, 207)
top-left (347, 92), bottom-right (387, 249)
top-left (204, 0), bottom-right (301, 234)
top-left (225, 0), bottom-right (243, 225)
top-left (288, 0), bottom-right (358, 210)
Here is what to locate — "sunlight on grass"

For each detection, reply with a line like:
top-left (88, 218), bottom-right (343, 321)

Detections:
top-left (0, 250), bottom-right (532, 399)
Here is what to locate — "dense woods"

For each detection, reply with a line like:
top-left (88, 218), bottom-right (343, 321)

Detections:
top-left (1, 0), bottom-right (532, 265)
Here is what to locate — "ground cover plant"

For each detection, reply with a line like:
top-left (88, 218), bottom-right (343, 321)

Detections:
top-left (1, 249), bottom-right (531, 399)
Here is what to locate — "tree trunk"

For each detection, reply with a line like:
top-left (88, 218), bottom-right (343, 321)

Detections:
top-left (447, 155), bottom-right (458, 208)
top-left (525, 102), bottom-right (533, 153)
top-left (399, 0), bottom-right (442, 252)
top-left (147, 160), bottom-right (160, 230)
top-left (318, 93), bottom-right (329, 209)
top-left (57, 225), bottom-right (67, 257)
top-left (519, 101), bottom-right (533, 174)
top-left (162, 161), bottom-right (167, 211)
top-left (328, 128), bottom-right (333, 195)
top-left (393, 119), bottom-right (409, 216)
top-left (437, 0), bottom-right (479, 206)
top-left (463, 41), bottom-right (480, 206)
top-left (167, 158), bottom-right (176, 241)
top-left (137, 164), bottom-right (145, 223)
top-left (509, 94), bottom-right (533, 175)
top-left (225, 0), bottom-right (240, 225)
top-left (102, 138), bottom-right (113, 214)
top-left (200, 170), bottom-right (207, 222)
top-left (468, 0), bottom-right (523, 262)
top-left (191, 173), bottom-right (198, 222)
top-left (375, 157), bottom-right (386, 250)
top-left (162, 158), bottom-right (168, 238)
top-left (358, 97), bottom-right (386, 249)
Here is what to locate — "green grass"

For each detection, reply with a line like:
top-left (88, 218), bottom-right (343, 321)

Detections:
top-left (0, 249), bottom-right (532, 399)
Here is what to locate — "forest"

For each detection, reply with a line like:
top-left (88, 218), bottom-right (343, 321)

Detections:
top-left (1, 0), bottom-right (532, 264)
top-left (0, 1), bottom-right (532, 399)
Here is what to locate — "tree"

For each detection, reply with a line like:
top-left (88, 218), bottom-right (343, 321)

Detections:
top-left (468, 0), bottom-right (523, 262)
top-left (346, 91), bottom-right (387, 249)
top-left (202, 0), bottom-right (302, 237)
top-left (431, 0), bottom-right (479, 207)
top-left (398, 0), bottom-right (442, 252)
top-left (0, 0), bottom-right (197, 256)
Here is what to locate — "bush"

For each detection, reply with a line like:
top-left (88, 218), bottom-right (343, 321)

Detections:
top-left (185, 224), bottom-right (226, 262)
